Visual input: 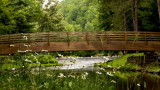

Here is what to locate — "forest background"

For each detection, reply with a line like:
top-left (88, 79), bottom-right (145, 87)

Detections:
top-left (0, 0), bottom-right (160, 56)
top-left (0, 0), bottom-right (160, 34)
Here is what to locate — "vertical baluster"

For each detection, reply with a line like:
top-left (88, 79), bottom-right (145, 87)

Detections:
top-left (48, 32), bottom-right (50, 46)
top-left (125, 31), bottom-right (127, 45)
top-left (8, 34), bottom-right (10, 47)
top-left (28, 33), bottom-right (30, 44)
top-left (67, 32), bottom-right (70, 46)
top-left (86, 32), bottom-right (89, 45)
top-left (145, 32), bottom-right (147, 45)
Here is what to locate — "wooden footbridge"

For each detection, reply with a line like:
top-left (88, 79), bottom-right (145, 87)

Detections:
top-left (0, 31), bottom-right (160, 54)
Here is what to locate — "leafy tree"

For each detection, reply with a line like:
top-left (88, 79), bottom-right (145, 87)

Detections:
top-left (0, 0), bottom-right (16, 34)
top-left (38, 0), bottom-right (65, 32)
top-left (98, 0), bottom-right (160, 32)
top-left (84, 22), bottom-right (94, 31)
top-left (12, 0), bottom-right (42, 33)
top-left (59, 0), bottom-right (99, 31)
top-left (0, 0), bottom-right (42, 34)
top-left (138, 0), bottom-right (160, 31)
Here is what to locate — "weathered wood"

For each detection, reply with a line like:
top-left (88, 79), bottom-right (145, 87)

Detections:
top-left (0, 31), bottom-right (160, 54)
top-left (48, 32), bottom-right (50, 46)
top-left (66, 32), bottom-right (70, 46)
top-left (0, 41), bottom-right (160, 54)
top-left (86, 32), bottom-right (89, 45)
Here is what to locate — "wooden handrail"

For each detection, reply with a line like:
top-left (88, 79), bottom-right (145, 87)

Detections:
top-left (0, 31), bottom-right (160, 44)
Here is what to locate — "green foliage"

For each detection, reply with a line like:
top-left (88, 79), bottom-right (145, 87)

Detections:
top-left (38, 0), bottom-right (65, 32)
top-left (100, 53), bottom-right (144, 70)
top-left (0, 0), bottom-right (42, 34)
top-left (0, 0), bottom-right (16, 34)
top-left (138, 0), bottom-right (160, 31)
top-left (59, 0), bottom-right (99, 31)
top-left (37, 54), bottom-right (58, 64)
top-left (98, 0), bottom-right (160, 31)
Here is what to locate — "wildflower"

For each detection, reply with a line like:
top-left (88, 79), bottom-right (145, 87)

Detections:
top-left (58, 54), bottom-right (62, 57)
top-left (24, 44), bottom-right (31, 47)
top-left (18, 50), bottom-right (26, 53)
top-left (117, 66), bottom-right (121, 69)
top-left (14, 74), bottom-right (19, 77)
top-left (111, 80), bottom-right (116, 83)
top-left (81, 74), bottom-right (86, 80)
top-left (107, 65), bottom-right (112, 68)
top-left (46, 74), bottom-right (52, 77)
top-left (10, 44), bottom-right (15, 47)
top-left (84, 72), bottom-right (88, 76)
top-left (57, 66), bottom-right (61, 69)
top-left (100, 68), bottom-right (105, 71)
top-left (42, 50), bottom-right (48, 52)
top-left (137, 84), bottom-right (140, 86)
top-left (24, 59), bottom-right (32, 63)
top-left (35, 52), bottom-right (39, 55)
top-left (26, 50), bottom-right (32, 52)
top-left (96, 71), bottom-right (102, 74)
top-left (106, 72), bottom-right (114, 76)
top-left (12, 68), bottom-right (16, 71)
top-left (36, 61), bottom-right (40, 64)
top-left (23, 36), bottom-right (28, 40)
top-left (58, 73), bottom-right (66, 78)
top-left (68, 75), bottom-right (75, 78)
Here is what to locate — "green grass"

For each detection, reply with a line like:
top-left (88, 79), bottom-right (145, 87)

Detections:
top-left (146, 64), bottom-right (160, 72)
top-left (100, 53), bottom-right (144, 70)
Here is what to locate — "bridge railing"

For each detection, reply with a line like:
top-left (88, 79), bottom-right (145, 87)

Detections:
top-left (0, 31), bottom-right (160, 44)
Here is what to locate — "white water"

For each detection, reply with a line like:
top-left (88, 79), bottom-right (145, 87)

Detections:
top-left (46, 56), bottom-right (116, 71)
top-left (32, 56), bottom-right (118, 71)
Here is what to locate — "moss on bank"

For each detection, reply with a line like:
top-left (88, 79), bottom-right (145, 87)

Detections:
top-left (100, 53), bottom-right (160, 72)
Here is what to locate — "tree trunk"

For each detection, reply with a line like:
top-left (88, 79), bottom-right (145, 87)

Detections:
top-left (123, 11), bottom-right (127, 31)
top-left (135, 0), bottom-right (138, 32)
top-left (157, 0), bottom-right (160, 20)
top-left (132, 0), bottom-right (138, 32)
top-left (132, 0), bottom-right (136, 31)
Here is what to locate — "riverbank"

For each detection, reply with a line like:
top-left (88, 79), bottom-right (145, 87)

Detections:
top-left (99, 53), bottom-right (160, 74)
top-left (0, 54), bottom-right (62, 70)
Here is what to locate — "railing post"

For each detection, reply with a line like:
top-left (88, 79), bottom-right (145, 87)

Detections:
top-left (48, 32), bottom-right (50, 46)
top-left (67, 32), bottom-right (70, 46)
top-left (28, 33), bottom-right (30, 44)
top-left (107, 32), bottom-right (109, 45)
top-left (86, 32), bottom-right (89, 45)
top-left (125, 31), bottom-right (127, 45)
top-left (8, 34), bottom-right (11, 47)
top-left (145, 32), bottom-right (147, 45)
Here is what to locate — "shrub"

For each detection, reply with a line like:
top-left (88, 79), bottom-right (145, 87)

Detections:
top-left (49, 58), bottom-right (58, 63)
top-left (37, 54), bottom-right (58, 64)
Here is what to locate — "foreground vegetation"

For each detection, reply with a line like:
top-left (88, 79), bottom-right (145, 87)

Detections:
top-left (1, 66), bottom-right (160, 89)
top-left (0, 53), bottom-right (62, 70)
